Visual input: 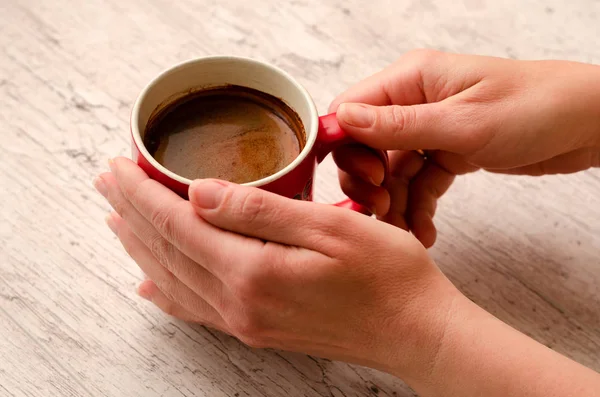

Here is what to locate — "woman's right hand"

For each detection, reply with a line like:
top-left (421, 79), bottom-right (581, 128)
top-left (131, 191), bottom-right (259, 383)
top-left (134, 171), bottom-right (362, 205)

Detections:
top-left (330, 50), bottom-right (600, 247)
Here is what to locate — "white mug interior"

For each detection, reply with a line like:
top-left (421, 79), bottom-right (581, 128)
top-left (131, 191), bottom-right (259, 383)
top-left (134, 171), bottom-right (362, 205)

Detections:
top-left (130, 56), bottom-right (319, 187)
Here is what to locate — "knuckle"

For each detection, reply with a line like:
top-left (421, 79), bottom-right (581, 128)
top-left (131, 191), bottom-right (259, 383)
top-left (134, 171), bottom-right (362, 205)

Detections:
top-left (220, 187), bottom-right (282, 233)
top-left (228, 249), bottom-right (281, 303)
top-left (237, 190), bottom-right (267, 225)
top-left (147, 234), bottom-right (173, 266)
top-left (149, 200), bottom-right (189, 242)
top-left (221, 188), bottom-right (279, 233)
top-left (150, 205), bottom-right (176, 237)
top-left (155, 277), bottom-right (178, 303)
top-left (229, 312), bottom-right (266, 348)
top-left (230, 268), bottom-right (264, 302)
top-left (384, 105), bottom-right (416, 135)
top-left (307, 218), bottom-right (351, 256)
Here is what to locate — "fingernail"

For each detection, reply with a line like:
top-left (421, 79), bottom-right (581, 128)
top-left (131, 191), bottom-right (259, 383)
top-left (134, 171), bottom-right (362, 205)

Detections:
top-left (93, 176), bottom-right (108, 197)
top-left (105, 213), bottom-right (118, 234)
top-left (339, 103), bottom-right (374, 128)
top-left (108, 158), bottom-right (116, 172)
top-left (192, 180), bottom-right (228, 209)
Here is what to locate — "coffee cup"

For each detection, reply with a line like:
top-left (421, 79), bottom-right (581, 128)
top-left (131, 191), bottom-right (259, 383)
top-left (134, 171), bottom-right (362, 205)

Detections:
top-left (130, 56), bottom-right (388, 214)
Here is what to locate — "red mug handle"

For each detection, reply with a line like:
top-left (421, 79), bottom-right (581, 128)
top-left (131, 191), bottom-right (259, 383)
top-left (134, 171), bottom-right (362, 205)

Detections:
top-left (316, 113), bottom-right (389, 215)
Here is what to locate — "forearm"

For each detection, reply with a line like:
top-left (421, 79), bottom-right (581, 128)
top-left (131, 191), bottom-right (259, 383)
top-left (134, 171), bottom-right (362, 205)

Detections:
top-left (413, 296), bottom-right (600, 397)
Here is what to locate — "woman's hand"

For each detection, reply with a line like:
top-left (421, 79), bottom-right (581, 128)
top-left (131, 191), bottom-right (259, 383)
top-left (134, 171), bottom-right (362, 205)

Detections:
top-left (94, 157), bottom-right (459, 383)
top-left (332, 50), bottom-right (600, 247)
top-left (95, 158), bottom-right (600, 397)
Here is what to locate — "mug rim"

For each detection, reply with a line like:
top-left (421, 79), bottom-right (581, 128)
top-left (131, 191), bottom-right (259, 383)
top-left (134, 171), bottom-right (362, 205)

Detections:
top-left (130, 55), bottom-right (320, 187)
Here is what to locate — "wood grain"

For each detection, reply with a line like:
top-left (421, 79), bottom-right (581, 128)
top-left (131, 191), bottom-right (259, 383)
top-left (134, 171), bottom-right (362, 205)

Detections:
top-left (1, 0), bottom-right (598, 396)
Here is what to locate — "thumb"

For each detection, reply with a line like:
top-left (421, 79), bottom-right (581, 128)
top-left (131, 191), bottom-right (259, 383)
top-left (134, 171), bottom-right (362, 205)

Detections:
top-left (337, 102), bottom-right (461, 152)
top-left (189, 179), bottom-right (368, 251)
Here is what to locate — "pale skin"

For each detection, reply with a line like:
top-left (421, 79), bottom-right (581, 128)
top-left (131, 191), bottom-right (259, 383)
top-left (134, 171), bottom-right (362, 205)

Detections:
top-left (94, 50), bottom-right (600, 396)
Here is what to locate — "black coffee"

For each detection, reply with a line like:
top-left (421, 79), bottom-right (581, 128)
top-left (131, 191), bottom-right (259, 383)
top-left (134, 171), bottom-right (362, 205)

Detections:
top-left (144, 86), bottom-right (306, 184)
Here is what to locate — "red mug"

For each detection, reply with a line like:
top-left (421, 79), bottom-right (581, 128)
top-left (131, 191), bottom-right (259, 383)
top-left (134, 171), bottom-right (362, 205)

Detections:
top-left (130, 56), bottom-right (388, 214)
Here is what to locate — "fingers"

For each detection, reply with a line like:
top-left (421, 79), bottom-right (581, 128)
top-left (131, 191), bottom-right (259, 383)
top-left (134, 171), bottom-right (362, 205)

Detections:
top-left (107, 157), bottom-right (266, 279)
top-left (189, 178), bottom-right (373, 253)
top-left (137, 280), bottom-right (204, 323)
top-left (96, 168), bottom-right (226, 304)
top-left (380, 150), bottom-right (425, 230)
top-left (138, 280), bottom-right (230, 332)
top-left (337, 170), bottom-right (390, 216)
top-left (332, 144), bottom-right (389, 215)
top-left (410, 210), bottom-right (437, 249)
top-left (105, 211), bottom-right (227, 329)
top-left (407, 163), bottom-right (456, 248)
top-left (332, 144), bottom-right (386, 185)
top-left (402, 151), bottom-right (476, 247)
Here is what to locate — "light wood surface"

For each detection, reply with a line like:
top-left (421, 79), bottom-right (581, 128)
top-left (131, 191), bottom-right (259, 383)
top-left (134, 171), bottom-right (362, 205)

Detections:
top-left (1, 0), bottom-right (599, 396)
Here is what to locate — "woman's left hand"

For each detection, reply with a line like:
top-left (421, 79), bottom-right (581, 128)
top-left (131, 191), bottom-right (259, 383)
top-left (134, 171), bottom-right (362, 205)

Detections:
top-left (94, 157), bottom-right (460, 382)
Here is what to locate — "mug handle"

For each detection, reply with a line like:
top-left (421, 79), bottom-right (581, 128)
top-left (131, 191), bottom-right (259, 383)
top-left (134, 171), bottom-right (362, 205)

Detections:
top-left (316, 113), bottom-right (389, 215)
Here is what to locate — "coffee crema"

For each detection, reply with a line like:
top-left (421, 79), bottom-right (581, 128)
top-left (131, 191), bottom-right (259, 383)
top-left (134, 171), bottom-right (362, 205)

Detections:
top-left (143, 85), bottom-right (306, 184)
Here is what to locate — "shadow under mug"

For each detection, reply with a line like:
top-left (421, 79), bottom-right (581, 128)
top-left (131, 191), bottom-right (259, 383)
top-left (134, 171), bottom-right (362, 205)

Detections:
top-left (130, 56), bottom-right (388, 214)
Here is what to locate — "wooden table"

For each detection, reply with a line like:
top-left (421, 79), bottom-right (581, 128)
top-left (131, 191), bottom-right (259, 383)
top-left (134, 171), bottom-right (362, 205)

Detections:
top-left (1, 0), bottom-right (599, 395)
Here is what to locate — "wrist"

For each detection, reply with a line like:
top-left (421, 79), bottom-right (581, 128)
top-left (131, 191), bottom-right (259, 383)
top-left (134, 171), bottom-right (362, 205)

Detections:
top-left (374, 269), bottom-right (464, 386)
top-left (405, 289), bottom-right (600, 397)
top-left (533, 60), bottom-right (600, 153)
